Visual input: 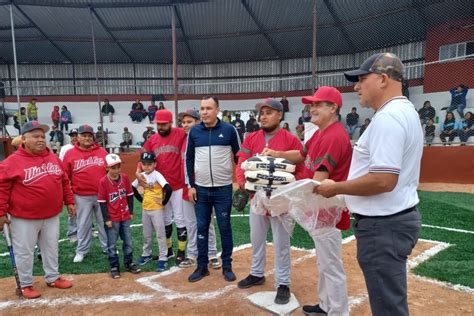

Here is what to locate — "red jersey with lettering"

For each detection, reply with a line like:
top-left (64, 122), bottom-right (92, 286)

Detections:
top-left (0, 145), bottom-right (74, 219)
top-left (142, 128), bottom-right (186, 191)
top-left (303, 122), bottom-right (353, 230)
top-left (97, 173), bottom-right (133, 222)
top-left (236, 129), bottom-right (305, 187)
top-left (62, 143), bottom-right (108, 195)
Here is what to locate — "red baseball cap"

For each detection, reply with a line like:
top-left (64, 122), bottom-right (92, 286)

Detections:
top-left (301, 86), bottom-right (343, 108)
top-left (154, 110), bottom-right (173, 123)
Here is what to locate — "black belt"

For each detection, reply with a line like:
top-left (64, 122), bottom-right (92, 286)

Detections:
top-left (353, 206), bottom-right (416, 221)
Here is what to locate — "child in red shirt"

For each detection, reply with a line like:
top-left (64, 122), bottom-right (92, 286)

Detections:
top-left (98, 154), bottom-right (140, 279)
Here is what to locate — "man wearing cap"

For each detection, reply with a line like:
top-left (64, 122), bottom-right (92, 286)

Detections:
top-left (120, 127), bottom-right (133, 152)
top-left (62, 124), bottom-right (108, 263)
top-left (231, 113), bottom-right (245, 142)
top-left (0, 121), bottom-right (75, 299)
top-left (142, 109), bottom-right (188, 264)
top-left (185, 96), bottom-right (240, 283)
top-left (49, 125), bottom-right (64, 154)
top-left (59, 128), bottom-right (78, 160)
top-left (178, 109), bottom-right (220, 269)
top-left (262, 87), bottom-right (351, 315)
top-left (142, 126), bottom-right (155, 142)
top-left (235, 99), bottom-right (304, 305)
top-left (317, 53), bottom-right (423, 315)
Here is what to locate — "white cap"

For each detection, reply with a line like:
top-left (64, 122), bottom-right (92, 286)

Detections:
top-left (105, 154), bottom-right (122, 167)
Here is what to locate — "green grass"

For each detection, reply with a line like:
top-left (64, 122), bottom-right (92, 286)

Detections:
top-left (0, 190), bottom-right (473, 289)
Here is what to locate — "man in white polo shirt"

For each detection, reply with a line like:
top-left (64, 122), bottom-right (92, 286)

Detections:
top-left (316, 52), bottom-right (423, 316)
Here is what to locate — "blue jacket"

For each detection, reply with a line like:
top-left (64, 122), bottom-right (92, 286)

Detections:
top-left (441, 120), bottom-right (457, 131)
top-left (450, 86), bottom-right (468, 106)
top-left (185, 118), bottom-right (240, 188)
top-left (459, 118), bottom-right (474, 130)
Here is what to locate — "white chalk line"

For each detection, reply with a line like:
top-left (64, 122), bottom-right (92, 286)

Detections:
top-left (421, 224), bottom-right (474, 234)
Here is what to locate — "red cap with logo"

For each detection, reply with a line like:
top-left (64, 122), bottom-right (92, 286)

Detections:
top-left (301, 86), bottom-right (343, 108)
top-left (154, 110), bottom-right (173, 123)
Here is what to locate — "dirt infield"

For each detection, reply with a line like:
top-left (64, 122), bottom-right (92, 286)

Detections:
top-left (418, 183), bottom-right (474, 194)
top-left (0, 239), bottom-right (472, 315)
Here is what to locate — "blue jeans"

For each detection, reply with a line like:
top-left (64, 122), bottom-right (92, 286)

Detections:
top-left (347, 125), bottom-right (358, 138)
top-left (447, 103), bottom-right (465, 118)
top-left (195, 184), bottom-right (233, 269)
top-left (105, 220), bottom-right (133, 269)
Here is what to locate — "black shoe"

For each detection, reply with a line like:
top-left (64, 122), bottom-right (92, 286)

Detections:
top-left (237, 274), bottom-right (265, 289)
top-left (111, 267), bottom-right (121, 279)
top-left (167, 248), bottom-right (175, 259)
top-left (188, 266), bottom-right (210, 282)
top-left (176, 250), bottom-right (185, 265)
top-left (126, 263), bottom-right (141, 274)
top-left (222, 267), bottom-right (236, 282)
top-left (274, 285), bottom-right (290, 305)
top-left (302, 304), bottom-right (327, 315)
top-left (440, 106), bottom-right (448, 111)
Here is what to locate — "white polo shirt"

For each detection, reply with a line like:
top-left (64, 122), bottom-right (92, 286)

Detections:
top-left (345, 96), bottom-right (423, 216)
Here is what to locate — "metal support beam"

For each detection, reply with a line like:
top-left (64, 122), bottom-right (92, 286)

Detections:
top-left (312, 0), bottom-right (317, 92)
top-left (241, 0), bottom-right (282, 57)
top-left (90, 7), bottom-right (135, 62)
top-left (13, 4), bottom-right (74, 63)
top-left (173, 5), bottom-right (195, 62)
top-left (322, 0), bottom-right (357, 53)
top-left (0, 24), bottom-right (34, 31)
top-left (2, 0), bottom-right (210, 9)
top-left (108, 25), bottom-right (178, 32)
top-left (171, 8), bottom-right (179, 121)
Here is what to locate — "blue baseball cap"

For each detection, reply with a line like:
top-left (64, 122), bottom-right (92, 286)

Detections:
top-left (21, 121), bottom-right (49, 135)
top-left (255, 98), bottom-right (283, 112)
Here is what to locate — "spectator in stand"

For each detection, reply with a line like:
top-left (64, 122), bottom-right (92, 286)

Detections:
top-left (280, 96), bottom-right (289, 120)
top-left (96, 126), bottom-right (108, 148)
top-left (424, 119), bottom-right (435, 146)
top-left (231, 113), bottom-right (245, 142)
top-left (418, 101), bottom-right (436, 126)
top-left (402, 78), bottom-right (410, 99)
top-left (101, 99), bottom-right (115, 123)
top-left (439, 112), bottom-right (457, 145)
top-left (26, 98), bottom-right (38, 121)
top-left (142, 126), bottom-right (155, 141)
top-left (147, 100), bottom-right (159, 124)
top-left (120, 127), bottom-right (133, 152)
top-left (346, 107), bottom-right (359, 139)
top-left (51, 105), bottom-right (60, 127)
top-left (222, 110), bottom-right (231, 123)
top-left (158, 102), bottom-right (166, 110)
top-left (448, 84), bottom-right (469, 118)
top-left (129, 98), bottom-right (147, 123)
top-left (246, 113), bottom-right (259, 134)
top-left (14, 107), bottom-right (27, 133)
top-left (359, 118), bottom-right (371, 137)
top-left (282, 122), bottom-right (290, 131)
top-left (295, 124), bottom-right (304, 141)
top-left (59, 128), bottom-right (78, 161)
top-left (458, 111), bottom-right (474, 146)
top-left (60, 105), bottom-right (72, 132)
top-left (303, 105), bottom-right (311, 122)
top-left (49, 125), bottom-right (64, 154)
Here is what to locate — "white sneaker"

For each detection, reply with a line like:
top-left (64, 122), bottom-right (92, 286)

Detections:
top-left (73, 253), bottom-right (84, 263)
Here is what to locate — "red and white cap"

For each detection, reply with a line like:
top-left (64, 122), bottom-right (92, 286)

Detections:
top-left (105, 153), bottom-right (122, 167)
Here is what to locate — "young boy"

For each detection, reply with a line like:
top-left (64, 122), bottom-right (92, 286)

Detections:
top-left (132, 152), bottom-right (172, 272)
top-left (98, 154), bottom-right (141, 279)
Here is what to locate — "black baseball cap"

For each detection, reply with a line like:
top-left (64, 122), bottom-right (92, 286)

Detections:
top-left (21, 121), bottom-right (49, 135)
top-left (69, 128), bottom-right (78, 135)
top-left (344, 52), bottom-right (404, 82)
top-left (140, 151), bottom-right (156, 162)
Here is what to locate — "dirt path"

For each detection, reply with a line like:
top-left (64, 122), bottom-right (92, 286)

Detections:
top-left (418, 183), bottom-right (473, 194)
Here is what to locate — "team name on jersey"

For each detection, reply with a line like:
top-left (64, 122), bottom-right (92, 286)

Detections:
top-left (154, 145), bottom-right (179, 156)
top-left (23, 162), bottom-right (62, 185)
top-left (73, 156), bottom-right (104, 172)
top-left (109, 188), bottom-right (128, 204)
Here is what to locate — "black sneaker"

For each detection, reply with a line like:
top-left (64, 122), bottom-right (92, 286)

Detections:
top-left (237, 274), bottom-right (265, 289)
top-left (126, 263), bottom-right (141, 274)
top-left (176, 250), bottom-right (185, 265)
top-left (111, 267), bottom-right (120, 279)
top-left (188, 266), bottom-right (210, 283)
top-left (302, 304), bottom-right (327, 315)
top-left (222, 267), bottom-right (236, 282)
top-left (274, 285), bottom-right (290, 305)
top-left (167, 248), bottom-right (175, 259)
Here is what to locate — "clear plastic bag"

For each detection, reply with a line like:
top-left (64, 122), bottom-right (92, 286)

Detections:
top-left (263, 179), bottom-right (347, 236)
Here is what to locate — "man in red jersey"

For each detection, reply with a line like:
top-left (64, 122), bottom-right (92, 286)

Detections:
top-left (142, 109), bottom-right (187, 264)
top-left (63, 124), bottom-right (108, 263)
top-left (235, 99), bottom-right (304, 305)
top-left (262, 87), bottom-right (351, 315)
top-left (0, 121), bottom-right (75, 299)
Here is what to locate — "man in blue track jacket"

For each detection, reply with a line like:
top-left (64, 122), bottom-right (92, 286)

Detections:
top-left (185, 96), bottom-right (240, 283)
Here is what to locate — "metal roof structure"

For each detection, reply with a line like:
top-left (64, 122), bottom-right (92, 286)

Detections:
top-left (0, 0), bottom-right (471, 64)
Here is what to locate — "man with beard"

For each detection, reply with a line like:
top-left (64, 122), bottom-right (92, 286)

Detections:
top-left (185, 96), bottom-right (240, 282)
top-left (0, 121), bottom-right (75, 299)
top-left (235, 99), bottom-right (304, 305)
top-left (62, 125), bottom-right (108, 263)
top-left (141, 110), bottom-right (187, 264)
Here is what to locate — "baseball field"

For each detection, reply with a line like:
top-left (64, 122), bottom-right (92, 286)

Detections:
top-left (0, 184), bottom-right (473, 315)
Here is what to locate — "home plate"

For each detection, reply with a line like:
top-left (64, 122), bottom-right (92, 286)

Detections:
top-left (247, 291), bottom-right (300, 315)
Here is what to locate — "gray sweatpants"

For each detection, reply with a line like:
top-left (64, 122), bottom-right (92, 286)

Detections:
top-left (312, 227), bottom-right (349, 316)
top-left (75, 194), bottom-right (107, 255)
top-left (183, 200), bottom-right (218, 259)
top-left (249, 211), bottom-right (291, 288)
top-left (10, 214), bottom-right (60, 287)
top-left (163, 188), bottom-right (186, 229)
top-left (142, 209), bottom-right (167, 261)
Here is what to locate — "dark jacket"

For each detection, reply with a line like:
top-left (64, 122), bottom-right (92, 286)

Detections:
top-left (49, 130), bottom-right (64, 146)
